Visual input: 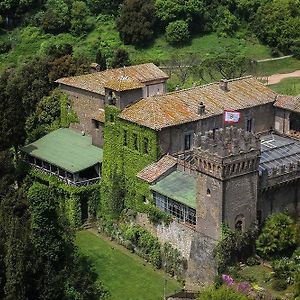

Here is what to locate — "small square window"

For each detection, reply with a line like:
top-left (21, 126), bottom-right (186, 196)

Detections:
top-left (133, 133), bottom-right (138, 150)
top-left (93, 119), bottom-right (100, 129)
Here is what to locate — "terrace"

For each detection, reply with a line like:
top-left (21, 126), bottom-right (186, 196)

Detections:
top-left (22, 128), bottom-right (103, 186)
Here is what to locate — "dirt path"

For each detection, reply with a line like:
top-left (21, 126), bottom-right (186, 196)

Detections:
top-left (262, 70), bottom-right (300, 85)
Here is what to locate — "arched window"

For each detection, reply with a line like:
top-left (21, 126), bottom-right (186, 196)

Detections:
top-left (235, 214), bottom-right (245, 231)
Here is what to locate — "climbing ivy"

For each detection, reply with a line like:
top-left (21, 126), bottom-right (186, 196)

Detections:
top-left (29, 169), bottom-right (100, 227)
top-left (100, 104), bottom-right (160, 220)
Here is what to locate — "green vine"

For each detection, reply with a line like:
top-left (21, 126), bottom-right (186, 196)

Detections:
top-left (29, 168), bottom-right (100, 227)
top-left (100, 105), bottom-right (159, 219)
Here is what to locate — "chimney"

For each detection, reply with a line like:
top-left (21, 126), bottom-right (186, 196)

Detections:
top-left (220, 79), bottom-right (229, 91)
top-left (198, 101), bottom-right (205, 115)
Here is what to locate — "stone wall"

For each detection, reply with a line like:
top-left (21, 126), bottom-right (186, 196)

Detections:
top-left (258, 180), bottom-right (300, 221)
top-left (59, 84), bottom-right (104, 134)
top-left (158, 103), bottom-right (274, 156)
top-left (274, 108), bottom-right (290, 134)
top-left (135, 213), bottom-right (217, 285)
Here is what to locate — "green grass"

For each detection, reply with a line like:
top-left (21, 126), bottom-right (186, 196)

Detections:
top-left (75, 230), bottom-right (182, 300)
top-left (269, 77), bottom-right (300, 95)
top-left (127, 32), bottom-right (271, 64)
top-left (0, 16), bottom-right (272, 71)
top-left (257, 58), bottom-right (300, 76)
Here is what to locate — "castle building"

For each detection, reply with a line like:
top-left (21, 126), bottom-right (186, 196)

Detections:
top-left (22, 63), bottom-right (300, 284)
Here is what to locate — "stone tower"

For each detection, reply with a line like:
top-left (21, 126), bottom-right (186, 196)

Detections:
top-left (193, 126), bottom-right (261, 240)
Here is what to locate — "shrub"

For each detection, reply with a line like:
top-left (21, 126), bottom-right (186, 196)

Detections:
top-left (215, 224), bottom-right (258, 273)
top-left (272, 257), bottom-right (296, 284)
top-left (198, 286), bottom-right (249, 300)
top-left (271, 279), bottom-right (287, 291)
top-left (166, 20), bottom-right (190, 45)
top-left (246, 256), bottom-right (259, 266)
top-left (256, 213), bottom-right (297, 258)
top-left (0, 40), bottom-right (11, 54)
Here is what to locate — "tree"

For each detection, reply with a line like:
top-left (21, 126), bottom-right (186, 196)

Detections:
top-left (117, 0), bottom-right (156, 46)
top-left (254, 0), bottom-right (300, 53)
top-left (70, 1), bottom-right (91, 35)
top-left (193, 48), bottom-right (256, 82)
top-left (256, 212), bottom-right (297, 258)
top-left (0, 71), bottom-right (26, 152)
top-left (166, 20), bottom-right (190, 45)
top-left (41, 0), bottom-right (70, 34)
top-left (85, 0), bottom-right (122, 14)
top-left (96, 50), bottom-right (107, 71)
top-left (111, 48), bottom-right (130, 68)
top-left (155, 0), bottom-right (208, 33)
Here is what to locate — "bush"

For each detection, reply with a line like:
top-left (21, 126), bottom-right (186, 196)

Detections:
top-left (271, 279), bottom-right (287, 291)
top-left (198, 286), bottom-right (249, 300)
top-left (166, 20), bottom-right (190, 45)
top-left (256, 213), bottom-right (297, 259)
top-left (272, 257), bottom-right (296, 284)
top-left (246, 256), bottom-right (259, 266)
top-left (0, 40), bottom-right (11, 54)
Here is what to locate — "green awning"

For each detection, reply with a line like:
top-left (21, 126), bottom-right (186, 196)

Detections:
top-left (151, 171), bottom-right (196, 208)
top-left (21, 128), bottom-right (103, 173)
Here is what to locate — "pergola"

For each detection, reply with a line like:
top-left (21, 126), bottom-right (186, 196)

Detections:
top-left (22, 128), bottom-right (103, 186)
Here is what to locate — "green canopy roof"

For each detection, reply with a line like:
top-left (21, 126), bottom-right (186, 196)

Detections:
top-left (22, 128), bottom-right (103, 173)
top-left (151, 171), bottom-right (196, 209)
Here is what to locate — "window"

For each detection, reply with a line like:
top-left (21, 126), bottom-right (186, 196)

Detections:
top-left (246, 118), bottom-right (253, 132)
top-left (153, 192), bottom-right (196, 226)
top-left (143, 137), bottom-right (149, 154)
top-left (133, 133), bottom-right (138, 150)
top-left (124, 130), bottom-right (128, 146)
top-left (184, 133), bottom-right (191, 150)
top-left (92, 119), bottom-right (100, 129)
top-left (109, 114), bottom-right (114, 123)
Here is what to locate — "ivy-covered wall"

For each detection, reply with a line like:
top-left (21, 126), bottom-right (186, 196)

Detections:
top-left (29, 169), bottom-right (100, 227)
top-left (100, 105), bottom-right (160, 219)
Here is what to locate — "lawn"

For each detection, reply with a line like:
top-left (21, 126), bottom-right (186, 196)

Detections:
top-left (269, 77), bottom-right (300, 95)
top-left (256, 58), bottom-right (300, 76)
top-left (75, 230), bottom-right (182, 300)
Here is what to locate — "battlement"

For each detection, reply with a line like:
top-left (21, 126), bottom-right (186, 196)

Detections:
top-left (193, 127), bottom-right (261, 179)
top-left (260, 160), bottom-right (300, 189)
top-left (194, 126), bottom-right (261, 157)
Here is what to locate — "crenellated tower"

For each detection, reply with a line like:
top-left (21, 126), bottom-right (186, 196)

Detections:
top-left (193, 127), bottom-right (261, 240)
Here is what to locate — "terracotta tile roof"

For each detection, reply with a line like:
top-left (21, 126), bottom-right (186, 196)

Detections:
top-left (137, 155), bottom-right (177, 183)
top-left (92, 109), bottom-right (105, 123)
top-left (56, 63), bottom-right (168, 95)
top-left (274, 95), bottom-right (300, 113)
top-left (120, 77), bottom-right (277, 130)
top-left (104, 77), bottom-right (144, 91)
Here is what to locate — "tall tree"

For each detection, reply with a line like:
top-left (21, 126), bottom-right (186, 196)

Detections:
top-left (117, 0), bottom-right (156, 46)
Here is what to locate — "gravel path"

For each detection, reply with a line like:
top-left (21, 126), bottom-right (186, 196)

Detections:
top-left (261, 70), bottom-right (300, 85)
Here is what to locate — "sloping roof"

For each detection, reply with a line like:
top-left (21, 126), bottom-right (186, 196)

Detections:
top-left (120, 77), bottom-right (277, 130)
top-left (104, 77), bottom-right (144, 91)
top-left (259, 133), bottom-right (300, 174)
top-left (93, 109), bottom-right (105, 123)
top-left (56, 63), bottom-right (168, 95)
top-left (21, 128), bottom-right (103, 173)
top-left (137, 155), bottom-right (177, 183)
top-left (151, 171), bottom-right (196, 208)
top-left (274, 95), bottom-right (300, 113)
